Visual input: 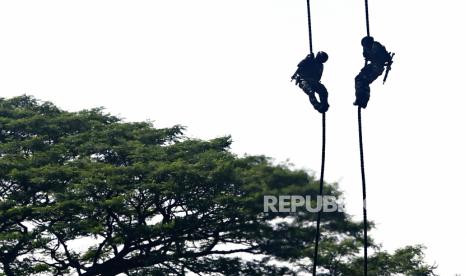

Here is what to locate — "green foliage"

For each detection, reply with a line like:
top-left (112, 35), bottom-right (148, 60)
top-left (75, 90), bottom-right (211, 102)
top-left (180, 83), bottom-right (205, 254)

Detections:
top-left (0, 96), bottom-right (437, 275)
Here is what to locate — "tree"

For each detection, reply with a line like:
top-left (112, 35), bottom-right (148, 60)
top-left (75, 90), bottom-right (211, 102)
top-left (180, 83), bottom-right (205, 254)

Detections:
top-left (0, 96), bottom-right (436, 275)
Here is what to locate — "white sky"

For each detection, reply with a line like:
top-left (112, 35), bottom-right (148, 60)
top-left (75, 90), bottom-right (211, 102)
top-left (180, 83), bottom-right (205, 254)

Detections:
top-left (1, 0), bottom-right (464, 274)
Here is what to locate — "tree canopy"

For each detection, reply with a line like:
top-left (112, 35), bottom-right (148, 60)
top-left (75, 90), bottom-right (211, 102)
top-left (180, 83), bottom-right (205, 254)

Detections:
top-left (0, 96), bottom-right (436, 275)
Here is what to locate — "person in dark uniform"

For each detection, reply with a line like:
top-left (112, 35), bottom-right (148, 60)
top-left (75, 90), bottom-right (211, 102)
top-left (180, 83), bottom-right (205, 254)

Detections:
top-left (354, 36), bottom-right (394, 108)
top-left (292, 51), bottom-right (329, 113)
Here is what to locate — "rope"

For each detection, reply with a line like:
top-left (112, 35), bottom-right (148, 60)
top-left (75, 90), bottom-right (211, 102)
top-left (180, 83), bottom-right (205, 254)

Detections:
top-left (364, 0), bottom-right (370, 37)
top-left (358, 107), bottom-right (368, 276)
top-left (312, 112), bottom-right (326, 275)
top-left (361, 0), bottom-right (371, 273)
top-left (306, 0), bottom-right (313, 54)
top-left (304, 1), bottom-right (324, 274)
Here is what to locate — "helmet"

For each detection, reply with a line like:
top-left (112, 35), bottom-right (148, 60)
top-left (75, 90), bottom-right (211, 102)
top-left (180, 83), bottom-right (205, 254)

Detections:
top-left (361, 36), bottom-right (374, 47)
top-left (316, 51), bottom-right (328, 63)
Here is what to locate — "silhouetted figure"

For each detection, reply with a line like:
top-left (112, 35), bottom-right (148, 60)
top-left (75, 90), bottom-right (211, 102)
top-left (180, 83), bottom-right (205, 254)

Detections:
top-left (292, 51), bottom-right (329, 113)
top-left (354, 36), bottom-right (394, 108)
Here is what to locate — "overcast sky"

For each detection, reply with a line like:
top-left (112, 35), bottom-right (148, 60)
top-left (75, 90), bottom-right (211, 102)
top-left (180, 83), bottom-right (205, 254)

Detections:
top-left (1, 0), bottom-right (464, 274)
